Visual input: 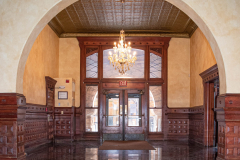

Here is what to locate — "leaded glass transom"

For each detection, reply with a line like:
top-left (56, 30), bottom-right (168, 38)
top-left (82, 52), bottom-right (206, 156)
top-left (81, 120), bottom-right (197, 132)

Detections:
top-left (86, 53), bottom-right (98, 78)
top-left (150, 53), bottom-right (162, 78)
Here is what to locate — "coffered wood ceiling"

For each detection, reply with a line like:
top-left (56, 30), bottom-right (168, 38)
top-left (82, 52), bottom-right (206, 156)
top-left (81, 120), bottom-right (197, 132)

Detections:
top-left (49, 0), bottom-right (198, 38)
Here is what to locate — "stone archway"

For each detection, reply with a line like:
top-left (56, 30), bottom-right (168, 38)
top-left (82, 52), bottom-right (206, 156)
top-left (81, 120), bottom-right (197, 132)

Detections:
top-left (0, 0), bottom-right (239, 95)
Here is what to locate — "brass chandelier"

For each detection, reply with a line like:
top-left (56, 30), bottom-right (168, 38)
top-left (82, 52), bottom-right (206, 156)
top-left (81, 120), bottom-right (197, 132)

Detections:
top-left (108, 30), bottom-right (137, 75)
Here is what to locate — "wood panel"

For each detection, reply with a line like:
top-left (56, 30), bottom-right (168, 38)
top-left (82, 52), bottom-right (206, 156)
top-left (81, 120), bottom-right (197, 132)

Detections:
top-left (168, 119), bottom-right (189, 136)
top-left (0, 93), bottom-right (26, 160)
top-left (25, 104), bottom-right (48, 150)
top-left (75, 107), bottom-right (81, 135)
top-left (164, 106), bottom-right (204, 142)
top-left (54, 107), bottom-right (76, 141)
top-left (189, 111), bottom-right (204, 144)
top-left (216, 94), bottom-right (240, 160)
top-left (165, 108), bottom-right (189, 140)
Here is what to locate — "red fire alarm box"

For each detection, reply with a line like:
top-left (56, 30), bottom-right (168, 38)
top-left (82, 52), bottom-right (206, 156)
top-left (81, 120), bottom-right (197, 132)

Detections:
top-left (66, 79), bottom-right (69, 83)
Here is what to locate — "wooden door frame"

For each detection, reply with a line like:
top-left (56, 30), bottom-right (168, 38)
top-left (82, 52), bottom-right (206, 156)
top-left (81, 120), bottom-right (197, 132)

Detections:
top-left (77, 37), bottom-right (171, 140)
top-left (199, 64), bottom-right (219, 146)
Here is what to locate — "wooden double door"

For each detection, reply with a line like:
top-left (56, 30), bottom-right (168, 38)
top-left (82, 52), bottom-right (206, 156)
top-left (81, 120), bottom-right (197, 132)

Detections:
top-left (103, 90), bottom-right (145, 141)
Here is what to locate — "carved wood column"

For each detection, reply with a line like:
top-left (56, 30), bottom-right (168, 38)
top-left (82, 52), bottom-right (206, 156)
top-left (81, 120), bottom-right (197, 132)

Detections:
top-left (0, 93), bottom-right (26, 160)
top-left (216, 94), bottom-right (240, 160)
top-left (45, 77), bottom-right (57, 142)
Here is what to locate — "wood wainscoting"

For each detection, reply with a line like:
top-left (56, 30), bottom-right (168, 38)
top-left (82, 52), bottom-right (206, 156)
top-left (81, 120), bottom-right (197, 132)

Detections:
top-left (54, 107), bottom-right (76, 141)
top-left (25, 104), bottom-right (49, 151)
top-left (188, 106), bottom-right (204, 144)
top-left (26, 104), bottom-right (78, 149)
top-left (165, 106), bottom-right (204, 143)
top-left (165, 108), bottom-right (190, 141)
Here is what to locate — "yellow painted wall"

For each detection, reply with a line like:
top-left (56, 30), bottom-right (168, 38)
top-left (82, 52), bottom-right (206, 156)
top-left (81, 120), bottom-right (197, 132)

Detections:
top-left (190, 28), bottom-right (217, 107)
top-left (23, 25), bottom-right (59, 105)
top-left (168, 38), bottom-right (190, 107)
top-left (59, 38), bottom-right (80, 107)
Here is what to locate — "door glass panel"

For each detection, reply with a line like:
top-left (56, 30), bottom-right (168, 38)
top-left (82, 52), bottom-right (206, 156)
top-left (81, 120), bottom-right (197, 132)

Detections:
top-left (128, 94), bottom-right (141, 126)
top-left (86, 86), bottom-right (98, 108)
top-left (103, 48), bottom-right (145, 78)
top-left (149, 109), bottom-right (162, 132)
top-left (86, 109), bottom-right (98, 132)
top-left (149, 86), bottom-right (162, 108)
top-left (106, 94), bottom-right (119, 126)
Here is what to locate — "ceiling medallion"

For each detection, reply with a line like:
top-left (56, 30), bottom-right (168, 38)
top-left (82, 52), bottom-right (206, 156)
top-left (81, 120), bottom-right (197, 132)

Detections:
top-left (108, 30), bottom-right (137, 75)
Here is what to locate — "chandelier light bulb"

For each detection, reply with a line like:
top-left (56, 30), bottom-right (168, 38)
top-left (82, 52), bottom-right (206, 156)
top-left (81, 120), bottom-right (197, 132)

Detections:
top-left (133, 51), bottom-right (136, 56)
top-left (108, 30), bottom-right (137, 75)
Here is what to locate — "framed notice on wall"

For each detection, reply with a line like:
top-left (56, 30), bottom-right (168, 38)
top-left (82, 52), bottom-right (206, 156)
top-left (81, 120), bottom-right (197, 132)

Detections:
top-left (58, 91), bottom-right (68, 99)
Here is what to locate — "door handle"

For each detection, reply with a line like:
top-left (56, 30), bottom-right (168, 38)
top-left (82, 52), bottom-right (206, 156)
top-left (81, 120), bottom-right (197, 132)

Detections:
top-left (125, 105), bottom-right (127, 114)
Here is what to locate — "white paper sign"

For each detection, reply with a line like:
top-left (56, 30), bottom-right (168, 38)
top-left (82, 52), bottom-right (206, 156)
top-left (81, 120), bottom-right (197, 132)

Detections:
top-left (58, 91), bottom-right (68, 99)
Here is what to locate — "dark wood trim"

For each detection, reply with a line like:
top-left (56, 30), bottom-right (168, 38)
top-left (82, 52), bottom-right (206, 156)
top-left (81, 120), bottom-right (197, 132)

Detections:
top-left (200, 64), bottom-right (218, 83)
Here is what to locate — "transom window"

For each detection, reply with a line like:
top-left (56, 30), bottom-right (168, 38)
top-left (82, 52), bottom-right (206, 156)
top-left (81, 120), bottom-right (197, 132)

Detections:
top-left (103, 48), bottom-right (145, 78)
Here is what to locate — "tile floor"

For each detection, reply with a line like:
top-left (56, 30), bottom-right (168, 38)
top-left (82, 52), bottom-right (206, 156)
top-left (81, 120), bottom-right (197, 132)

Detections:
top-left (26, 140), bottom-right (217, 160)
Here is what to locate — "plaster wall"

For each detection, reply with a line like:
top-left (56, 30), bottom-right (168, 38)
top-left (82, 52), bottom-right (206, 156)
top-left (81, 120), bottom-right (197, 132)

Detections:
top-left (59, 38), bottom-right (80, 107)
top-left (23, 25), bottom-right (59, 105)
top-left (168, 38), bottom-right (190, 107)
top-left (190, 28), bottom-right (217, 107)
top-left (166, 0), bottom-right (240, 95)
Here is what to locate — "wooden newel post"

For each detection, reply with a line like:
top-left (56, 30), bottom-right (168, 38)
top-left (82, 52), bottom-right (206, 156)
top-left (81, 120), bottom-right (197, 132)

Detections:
top-left (216, 94), bottom-right (240, 160)
top-left (0, 93), bottom-right (27, 160)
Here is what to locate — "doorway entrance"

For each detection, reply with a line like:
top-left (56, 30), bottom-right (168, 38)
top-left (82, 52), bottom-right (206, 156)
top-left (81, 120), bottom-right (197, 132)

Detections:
top-left (103, 90), bottom-right (144, 141)
top-left (79, 37), bottom-right (169, 141)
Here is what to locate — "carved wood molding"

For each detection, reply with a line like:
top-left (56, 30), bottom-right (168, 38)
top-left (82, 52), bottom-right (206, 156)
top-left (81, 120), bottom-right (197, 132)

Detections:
top-left (165, 105), bottom-right (204, 114)
top-left (199, 64), bottom-right (218, 82)
top-left (102, 89), bottom-right (109, 95)
top-left (83, 41), bottom-right (165, 46)
top-left (61, 33), bottom-right (190, 38)
top-left (216, 94), bottom-right (240, 109)
top-left (45, 76), bottom-right (57, 89)
top-left (0, 93), bottom-right (26, 106)
top-left (26, 103), bottom-right (46, 113)
top-left (86, 48), bottom-right (98, 56)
